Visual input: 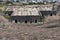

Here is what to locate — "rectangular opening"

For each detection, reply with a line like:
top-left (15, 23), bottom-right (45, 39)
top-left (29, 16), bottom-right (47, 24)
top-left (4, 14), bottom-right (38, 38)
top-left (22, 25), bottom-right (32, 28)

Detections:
top-left (15, 20), bottom-right (18, 23)
top-left (50, 13), bottom-right (52, 16)
top-left (25, 20), bottom-right (27, 23)
top-left (35, 20), bottom-right (37, 23)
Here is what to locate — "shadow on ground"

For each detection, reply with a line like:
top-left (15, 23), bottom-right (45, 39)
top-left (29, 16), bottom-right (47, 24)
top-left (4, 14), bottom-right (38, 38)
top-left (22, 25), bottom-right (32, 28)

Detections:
top-left (44, 24), bottom-right (60, 28)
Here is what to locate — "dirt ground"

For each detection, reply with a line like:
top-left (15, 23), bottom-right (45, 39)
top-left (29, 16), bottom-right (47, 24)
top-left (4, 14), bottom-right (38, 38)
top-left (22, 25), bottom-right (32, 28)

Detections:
top-left (0, 15), bottom-right (60, 40)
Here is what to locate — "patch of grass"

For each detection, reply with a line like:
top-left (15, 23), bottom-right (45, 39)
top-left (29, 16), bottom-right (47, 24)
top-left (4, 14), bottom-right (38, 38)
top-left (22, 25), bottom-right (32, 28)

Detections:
top-left (5, 1), bottom-right (13, 5)
top-left (41, 15), bottom-right (45, 24)
top-left (3, 15), bottom-right (10, 20)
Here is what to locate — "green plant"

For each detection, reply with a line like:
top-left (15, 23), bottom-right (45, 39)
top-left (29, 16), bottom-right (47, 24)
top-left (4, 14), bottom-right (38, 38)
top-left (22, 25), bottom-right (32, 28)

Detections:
top-left (3, 15), bottom-right (10, 20)
top-left (28, 2), bottom-right (35, 5)
top-left (41, 15), bottom-right (45, 24)
top-left (5, 1), bottom-right (13, 5)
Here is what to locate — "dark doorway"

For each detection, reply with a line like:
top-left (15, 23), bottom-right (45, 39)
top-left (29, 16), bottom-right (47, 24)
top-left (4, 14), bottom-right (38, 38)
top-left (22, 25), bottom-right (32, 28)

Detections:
top-left (50, 13), bottom-right (52, 16)
top-left (35, 20), bottom-right (37, 23)
top-left (8, 14), bottom-right (11, 16)
top-left (15, 20), bottom-right (18, 23)
top-left (25, 20), bottom-right (27, 23)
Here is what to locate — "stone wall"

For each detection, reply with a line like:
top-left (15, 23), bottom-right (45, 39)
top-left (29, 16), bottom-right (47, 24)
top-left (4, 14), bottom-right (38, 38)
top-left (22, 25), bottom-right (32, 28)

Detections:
top-left (10, 16), bottom-right (41, 23)
top-left (40, 11), bottom-right (57, 16)
top-left (57, 5), bottom-right (60, 11)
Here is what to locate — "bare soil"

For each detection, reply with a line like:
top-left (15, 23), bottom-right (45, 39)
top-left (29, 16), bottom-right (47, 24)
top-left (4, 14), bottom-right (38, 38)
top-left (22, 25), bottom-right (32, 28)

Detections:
top-left (0, 15), bottom-right (60, 40)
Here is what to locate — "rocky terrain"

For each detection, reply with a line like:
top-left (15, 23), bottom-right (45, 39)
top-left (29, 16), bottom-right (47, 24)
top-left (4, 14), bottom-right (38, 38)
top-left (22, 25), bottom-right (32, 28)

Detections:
top-left (0, 15), bottom-right (60, 40)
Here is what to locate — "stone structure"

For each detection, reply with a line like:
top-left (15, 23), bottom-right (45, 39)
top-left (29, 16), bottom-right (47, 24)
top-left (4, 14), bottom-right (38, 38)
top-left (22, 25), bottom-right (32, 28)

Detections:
top-left (57, 0), bottom-right (60, 11)
top-left (10, 6), bottom-right (41, 23)
top-left (4, 5), bottom-right (57, 23)
top-left (11, 16), bottom-right (41, 23)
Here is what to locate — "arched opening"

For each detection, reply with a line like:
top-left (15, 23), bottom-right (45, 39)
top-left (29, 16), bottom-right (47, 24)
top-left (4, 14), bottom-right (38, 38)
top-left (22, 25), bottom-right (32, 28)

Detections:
top-left (35, 20), bottom-right (37, 23)
top-left (25, 20), bottom-right (27, 23)
top-left (50, 13), bottom-right (52, 16)
top-left (15, 20), bottom-right (18, 23)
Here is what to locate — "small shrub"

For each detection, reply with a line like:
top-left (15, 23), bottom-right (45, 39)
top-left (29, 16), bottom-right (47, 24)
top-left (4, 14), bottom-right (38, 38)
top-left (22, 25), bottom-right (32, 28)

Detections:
top-left (41, 15), bottom-right (45, 24)
top-left (5, 1), bottom-right (13, 5)
top-left (3, 15), bottom-right (10, 20)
